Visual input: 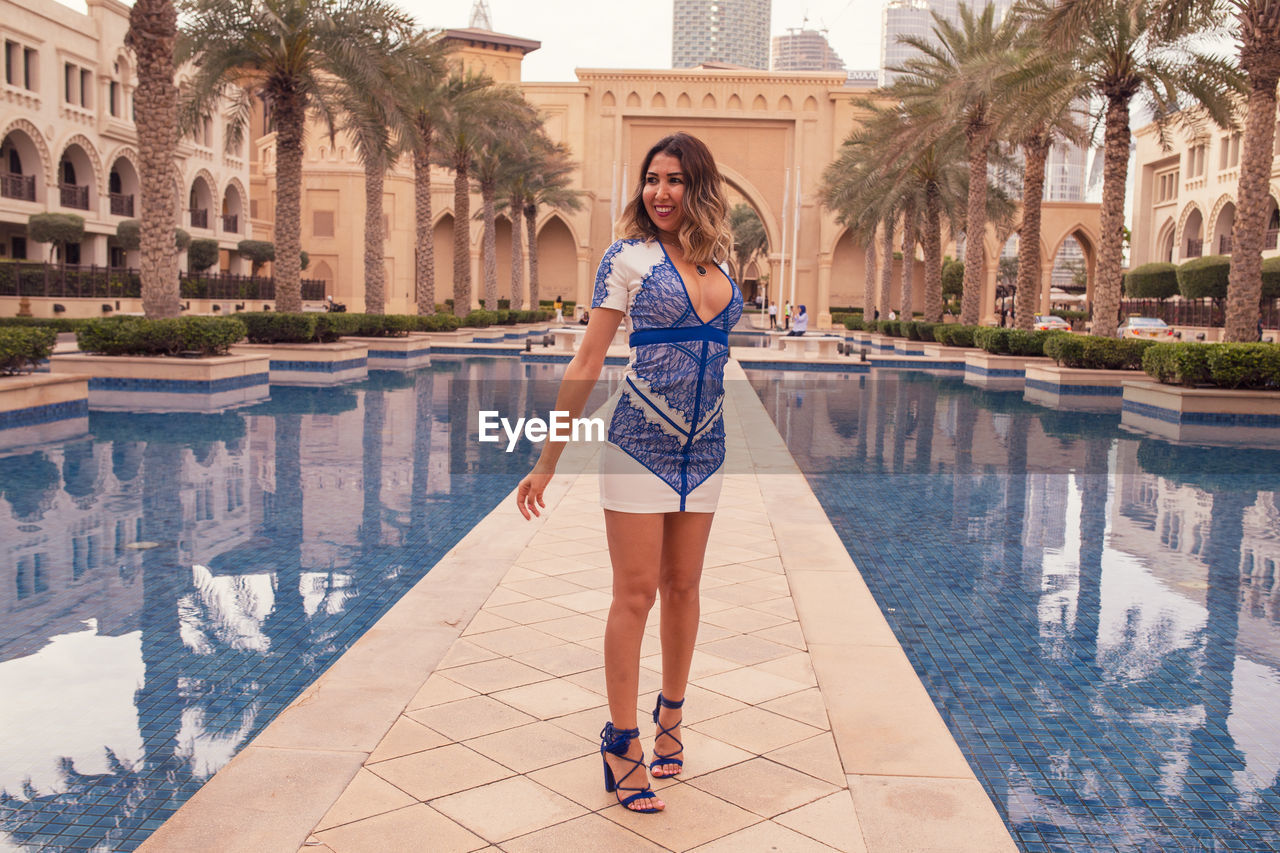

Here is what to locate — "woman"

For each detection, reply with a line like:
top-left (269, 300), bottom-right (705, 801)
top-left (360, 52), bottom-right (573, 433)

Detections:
top-left (786, 304), bottom-right (808, 336)
top-left (515, 132), bottom-right (741, 814)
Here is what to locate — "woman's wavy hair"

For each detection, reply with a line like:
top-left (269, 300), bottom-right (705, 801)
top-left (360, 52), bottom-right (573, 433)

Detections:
top-left (616, 132), bottom-right (733, 266)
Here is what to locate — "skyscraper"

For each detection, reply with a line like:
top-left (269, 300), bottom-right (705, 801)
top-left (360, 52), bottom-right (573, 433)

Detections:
top-left (880, 0), bottom-right (932, 86)
top-left (672, 0), bottom-right (771, 70)
top-left (771, 27), bottom-right (846, 73)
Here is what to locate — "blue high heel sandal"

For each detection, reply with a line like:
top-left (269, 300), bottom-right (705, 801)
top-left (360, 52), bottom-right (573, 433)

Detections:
top-left (600, 722), bottom-right (662, 813)
top-left (650, 692), bottom-right (685, 777)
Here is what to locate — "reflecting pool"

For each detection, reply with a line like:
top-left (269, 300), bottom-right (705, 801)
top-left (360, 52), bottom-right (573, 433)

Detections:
top-left (0, 357), bottom-right (614, 852)
top-left (748, 369), bottom-right (1280, 852)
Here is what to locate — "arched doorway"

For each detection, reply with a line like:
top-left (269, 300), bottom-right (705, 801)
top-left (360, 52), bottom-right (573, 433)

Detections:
top-left (1155, 219), bottom-right (1176, 264)
top-left (221, 182), bottom-right (245, 235)
top-left (189, 176), bottom-right (213, 230)
top-left (1182, 207), bottom-right (1204, 259)
top-left (1211, 201), bottom-right (1235, 255)
top-left (59, 143), bottom-right (96, 212)
top-left (433, 214), bottom-right (454, 308)
top-left (108, 155), bottom-right (138, 218)
top-left (536, 216), bottom-right (575, 309)
top-left (829, 229), bottom-right (866, 310)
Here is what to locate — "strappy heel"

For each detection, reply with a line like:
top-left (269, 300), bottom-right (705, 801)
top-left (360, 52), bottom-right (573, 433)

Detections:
top-left (600, 722), bottom-right (662, 813)
top-left (650, 692), bottom-right (685, 777)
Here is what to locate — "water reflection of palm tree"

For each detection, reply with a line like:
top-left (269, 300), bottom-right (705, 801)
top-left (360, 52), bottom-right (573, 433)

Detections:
top-left (359, 389), bottom-right (385, 554)
top-left (410, 371), bottom-right (435, 532)
top-left (1072, 438), bottom-right (1109, 663)
top-left (260, 413), bottom-right (306, 661)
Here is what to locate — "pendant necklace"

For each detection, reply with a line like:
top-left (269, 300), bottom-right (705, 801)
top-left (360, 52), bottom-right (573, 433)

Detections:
top-left (695, 264), bottom-right (707, 276)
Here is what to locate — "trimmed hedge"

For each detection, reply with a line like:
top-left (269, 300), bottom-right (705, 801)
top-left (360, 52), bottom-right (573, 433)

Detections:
top-left (1043, 334), bottom-right (1156, 370)
top-left (413, 313), bottom-right (463, 332)
top-left (1177, 255), bottom-right (1230, 301)
top-left (932, 324), bottom-right (979, 348)
top-left (240, 312), bottom-right (317, 343)
top-left (840, 315), bottom-right (864, 331)
top-left (1143, 342), bottom-right (1215, 386)
top-left (464, 309), bottom-right (500, 328)
top-left (0, 326), bottom-right (56, 374)
top-left (77, 316), bottom-right (245, 356)
top-left (1144, 341), bottom-right (1280, 389)
top-left (1124, 262), bottom-right (1178, 299)
top-left (0, 317), bottom-right (98, 333)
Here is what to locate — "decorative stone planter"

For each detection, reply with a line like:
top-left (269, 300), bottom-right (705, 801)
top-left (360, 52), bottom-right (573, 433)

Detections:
top-left (736, 354), bottom-right (869, 373)
top-left (1024, 365), bottom-right (1135, 412)
top-left (863, 333), bottom-right (897, 353)
top-left (868, 354), bottom-right (965, 373)
top-left (344, 335), bottom-right (431, 369)
top-left (963, 353), bottom-right (1054, 390)
top-left (48, 352), bottom-right (270, 412)
top-left (470, 325), bottom-right (555, 343)
top-left (230, 341), bottom-right (368, 385)
top-left (1121, 380), bottom-right (1280, 447)
top-left (0, 373), bottom-right (90, 450)
top-left (892, 339), bottom-right (926, 356)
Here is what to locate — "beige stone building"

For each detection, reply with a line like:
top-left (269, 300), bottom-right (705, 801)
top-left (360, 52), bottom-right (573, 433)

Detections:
top-left (251, 26), bottom-right (1100, 325)
top-left (1130, 108), bottom-right (1280, 266)
top-left (0, 0), bottom-right (252, 273)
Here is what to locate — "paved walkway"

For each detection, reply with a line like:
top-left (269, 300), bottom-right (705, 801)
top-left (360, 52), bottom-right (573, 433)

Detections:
top-left (140, 364), bottom-right (1016, 853)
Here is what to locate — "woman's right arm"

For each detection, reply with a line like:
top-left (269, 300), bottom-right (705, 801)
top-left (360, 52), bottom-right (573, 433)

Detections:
top-left (515, 306), bottom-right (624, 519)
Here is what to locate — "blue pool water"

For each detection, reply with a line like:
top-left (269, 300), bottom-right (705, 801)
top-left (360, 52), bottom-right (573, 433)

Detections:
top-left (0, 357), bottom-right (611, 853)
top-left (748, 369), bottom-right (1280, 852)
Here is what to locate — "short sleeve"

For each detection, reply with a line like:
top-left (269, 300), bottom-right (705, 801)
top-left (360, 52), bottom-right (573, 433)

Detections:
top-left (592, 240), bottom-right (635, 313)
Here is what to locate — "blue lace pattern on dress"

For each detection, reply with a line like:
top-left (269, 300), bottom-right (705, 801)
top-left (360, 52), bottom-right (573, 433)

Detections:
top-left (594, 239), bottom-right (744, 509)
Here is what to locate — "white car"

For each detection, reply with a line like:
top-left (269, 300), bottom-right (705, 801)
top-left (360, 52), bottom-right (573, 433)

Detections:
top-left (1033, 314), bottom-right (1072, 332)
top-left (1119, 317), bottom-right (1176, 339)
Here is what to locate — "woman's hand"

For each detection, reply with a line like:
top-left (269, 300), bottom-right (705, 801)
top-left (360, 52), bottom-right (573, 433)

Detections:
top-left (516, 466), bottom-right (554, 520)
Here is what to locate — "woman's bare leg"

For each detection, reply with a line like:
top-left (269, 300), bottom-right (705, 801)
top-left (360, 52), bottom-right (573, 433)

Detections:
top-left (602, 509), bottom-right (664, 811)
top-left (653, 511), bottom-right (715, 776)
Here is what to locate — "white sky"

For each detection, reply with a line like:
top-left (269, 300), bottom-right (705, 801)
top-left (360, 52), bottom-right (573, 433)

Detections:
top-left (402, 0), bottom-right (888, 81)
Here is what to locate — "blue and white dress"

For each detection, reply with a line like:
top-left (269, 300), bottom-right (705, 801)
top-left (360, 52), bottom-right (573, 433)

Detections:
top-left (592, 238), bottom-right (743, 513)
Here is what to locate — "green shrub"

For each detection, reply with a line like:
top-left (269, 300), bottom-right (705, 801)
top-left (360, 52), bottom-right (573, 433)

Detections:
top-left (1262, 256), bottom-right (1280, 300)
top-left (77, 317), bottom-right (244, 356)
top-left (1045, 334), bottom-right (1155, 370)
top-left (352, 314), bottom-right (414, 337)
top-left (463, 309), bottom-right (499, 327)
top-left (0, 327), bottom-right (56, 374)
top-left (841, 315), bottom-right (864, 331)
top-left (0, 317), bottom-right (94, 333)
top-left (972, 326), bottom-right (1009, 354)
top-left (412, 313), bottom-right (462, 332)
top-left (187, 238), bottom-right (220, 272)
top-left (1177, 255), bottom-right (1231, 301)
top-left (1143, 342), bottom-right (1218, 386)
top-left (1205, 343), bottom-right (1280, 389)
top-left (240, 312), bottom-right (317, 343)
top-left (1124, 262), bottom-right (1179, 299)
top-left (1051, 309), bottom-right (1088, 324)
top-left (934, 324), bottom-right (979, 348)
top-left (914, 321), bottom-right (938, 342)
top-left (902, 321), bottom-right (923, 341)
top-left (942, 260), bottom-right (964, 296)
top-left (313, 312), bottom-right (361, 341)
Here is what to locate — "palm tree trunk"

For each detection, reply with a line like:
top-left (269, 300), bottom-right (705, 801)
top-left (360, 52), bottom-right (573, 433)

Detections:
top-left (480, 179), bottom-right (498, 311)
top-left (900, 198), bottom-right (917, 320)
top-left (960, 124), bottom-right (991, 325)
top-left (526, 202), bottom-right (540, 310)
top-left (1092, 95), bottom-right (1131, 338)
top-left (1015, 132), bottom-right (1051, 331)
top-left (863, 233), bottom-right (878, 318)
top-left (879, 214), bottom-right (895, 317)
top-left (452, 160), bottom-right (470, 318)
top-left (273, 93), bottom-right (305, 312)
top-left (413, 125), bottom-right (434, 314)
top-left (510, 195), bottom-right (525, 311)
top-left (126, 0), bottom-right (180, 319)
top-left (363, 155), bottom-right (385, 314)
top-left (1224, 43), bottom-right (1280, 342)
top-left (922, 183), bottom-right (944, 322)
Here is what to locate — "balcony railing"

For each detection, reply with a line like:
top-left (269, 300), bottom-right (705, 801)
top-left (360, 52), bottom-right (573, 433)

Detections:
top-left (1, 172), bottom-right (36, 202)
top-left (109, 192), bottom-right (135, 217)
top-left (1218, 235), bottom-right (1232, 255)
top-left (0, 261), bottom-right (326, 302)
top-left (221, 213), bottom-right (238, 233)
top-left (1266, 228), bottom-right (1278, 250)
top-left (1186, 238), bottom-right (1203, 258)
top-left (190, 208), bottom-right (209, 228)
top-left (59, 183), bottom-right (90, 210)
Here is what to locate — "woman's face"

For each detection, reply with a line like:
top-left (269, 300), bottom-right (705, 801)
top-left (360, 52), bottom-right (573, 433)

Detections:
top-left (643, 152), bottom-right (685, 236)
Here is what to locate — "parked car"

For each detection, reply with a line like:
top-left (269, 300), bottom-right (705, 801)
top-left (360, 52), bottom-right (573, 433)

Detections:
top-left (1033, 314), bottom-right (1072, 332)
top-left (1119, 317), bottom-right (1176, 339)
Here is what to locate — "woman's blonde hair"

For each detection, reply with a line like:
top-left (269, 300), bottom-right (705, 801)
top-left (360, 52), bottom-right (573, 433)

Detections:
top-left (616, 132), bottom-right (733, 266)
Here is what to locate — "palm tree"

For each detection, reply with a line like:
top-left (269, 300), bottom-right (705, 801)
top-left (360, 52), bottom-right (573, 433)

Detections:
top-left (433, 74), bottom-right (530, 318)
top-left (517, 137), bottom-right (582, 311)
top-left (393, 31), bottom-right (455, 315)
top-left (472, 100), bottom-right (539, 312)
top-left (894, 3), bottom-right (1022, 325)
top-left (126, 0), bottom-right (180, 318)
top-left (1046, 0), bottom-right (1242, 337)
top-left (728, 203), bottom-right (768, 287)
top-left (178, 0), bottom-right (413, 312)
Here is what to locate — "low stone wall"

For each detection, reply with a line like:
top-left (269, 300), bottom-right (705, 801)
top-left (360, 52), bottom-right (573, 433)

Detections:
top-left (0, 372), bottom-right (90, 450)
top-left (963, 354), bottom-right (1055, 390)
top-left (1023, 365), bottom-right (1136, 412)
top-left (344, 335), bottom-right (432, 369)
top-left (48, 352), bottom-right (269, 412)
top-left (1121, 380), bottom-right (1280, 446)
top-left (231, 342), bottom-right (368, 385)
